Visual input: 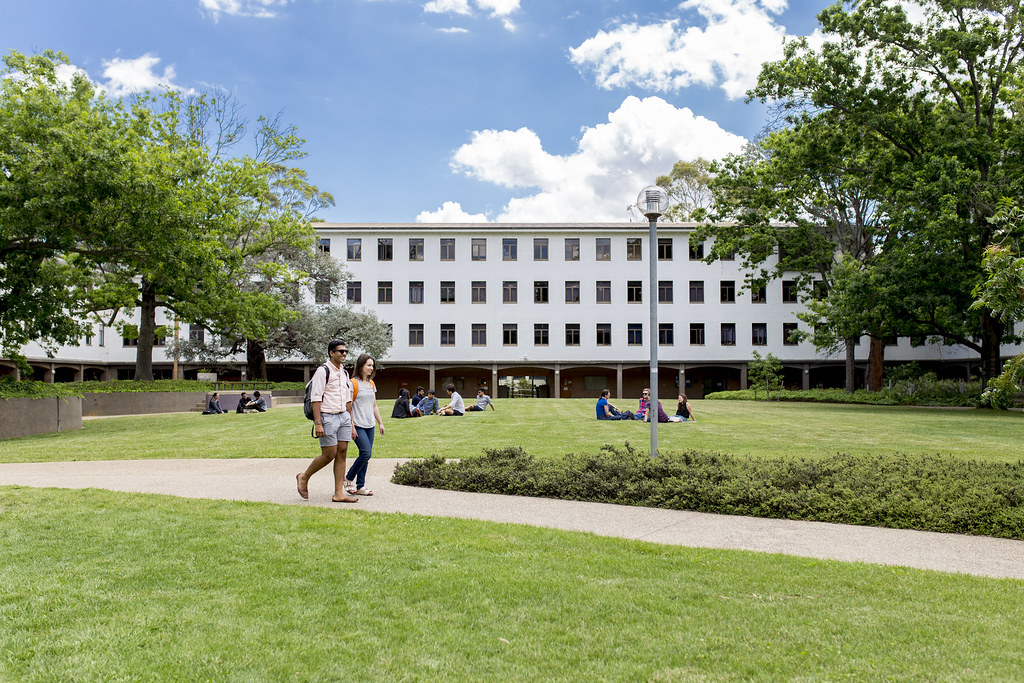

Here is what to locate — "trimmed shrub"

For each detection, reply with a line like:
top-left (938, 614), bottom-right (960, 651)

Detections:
top-left (392, 445), bottom-right (1024, 539)
top-left (707, 381), bottom-right (983, 407)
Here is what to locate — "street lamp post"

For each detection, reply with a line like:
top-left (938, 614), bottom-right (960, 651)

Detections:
top-left (637, 186), bottom-right (670, 458)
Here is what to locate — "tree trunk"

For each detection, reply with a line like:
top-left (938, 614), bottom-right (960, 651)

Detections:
top-left (844, 337), bottom-right (857, 393)
top-left (866, 336), bottom-right (885, 391)
top-left (979, 315), bottom-right (1005, 386)
top-left (135, 279), bottom-right (157, 381)
top-left (247, 338), bottom-right (268, 380)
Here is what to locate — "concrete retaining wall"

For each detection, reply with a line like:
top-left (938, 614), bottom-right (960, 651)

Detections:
top-left (81, 392), bottom-right (211, 417)
top-left (0, 396), bottom-right (83, 439)
top-left (81, 390), bottom-right (291, 416)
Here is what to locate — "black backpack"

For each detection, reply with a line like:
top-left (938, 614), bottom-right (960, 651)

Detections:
top-left (303, 364), bottom-right (331, 420)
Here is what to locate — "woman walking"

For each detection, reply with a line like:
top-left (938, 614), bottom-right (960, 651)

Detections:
top-left (344, 353), bottom-right (385, 496)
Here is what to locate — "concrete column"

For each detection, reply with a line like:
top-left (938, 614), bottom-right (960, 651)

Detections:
top-left (740, 365), bottom-right (748, 390)
top-left (802, 364), bottom-right (810, 390)
top-left (429, 365), bottom-right (436, 392)
top-left (491, 364), bottom-right (498, 396)
top-left (678, 364), bottom-right (686, 396)
top-left (616, 364), bottom-right (623, 399)
top-left (553, 365), bottom-right (560, 398)
top-left (303, 365), bottom-right (311, 383)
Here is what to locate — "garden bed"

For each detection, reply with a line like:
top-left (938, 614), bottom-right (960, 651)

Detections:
top-left (393, 445), bottom-right (1024, 540)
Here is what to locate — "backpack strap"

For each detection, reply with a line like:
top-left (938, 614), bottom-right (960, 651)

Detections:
top-left (352, 378), bottom-right (359, 401)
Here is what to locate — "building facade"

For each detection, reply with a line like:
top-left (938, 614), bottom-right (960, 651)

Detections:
top-left (6, 222), bottom-right (1020, 399)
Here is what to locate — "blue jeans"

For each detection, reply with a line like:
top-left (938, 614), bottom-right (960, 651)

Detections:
top-left (346, 426), bottom-right (374, 488)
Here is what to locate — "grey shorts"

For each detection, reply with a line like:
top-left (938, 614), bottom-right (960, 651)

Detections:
top-left (318, 411), bottom-right (353, 448)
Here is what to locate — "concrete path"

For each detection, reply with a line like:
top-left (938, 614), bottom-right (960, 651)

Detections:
top-left (2, 458), bottom-right (1023, 581)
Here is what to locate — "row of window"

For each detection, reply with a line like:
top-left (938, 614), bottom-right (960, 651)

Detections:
top-left (405, 322), bottom-right (804, 347)
top-left (320, 236), bottom-right (723, 263)
top-left (119, 325), bottom-right (207, 348)
top-left (324, 280), bottom-right (807, 306)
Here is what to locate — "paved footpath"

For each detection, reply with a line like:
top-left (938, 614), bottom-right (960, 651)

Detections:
top-left (2, 458), bottom-right (1023, 580)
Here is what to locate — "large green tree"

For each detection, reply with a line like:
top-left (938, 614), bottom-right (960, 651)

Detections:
top-left (748, 0), bottom-right (1024, 383)
top-left (1, 50), bottom-right (336, 381)
top-left (688, 112), bottom-right (894, 390)
top-left (0, 50), bottom-right (147, 362)
top-left (82, 90), bottom-right (333, 380)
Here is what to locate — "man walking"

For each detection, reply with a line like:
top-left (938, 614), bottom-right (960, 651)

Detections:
top-left (296, 340), bottom-right (358, 503)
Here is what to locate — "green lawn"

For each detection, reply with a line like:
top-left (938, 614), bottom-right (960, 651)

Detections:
top-left (2, 398), bottom-right (1022, 463)
top-left (2, 487), bottom-right (1023, 681)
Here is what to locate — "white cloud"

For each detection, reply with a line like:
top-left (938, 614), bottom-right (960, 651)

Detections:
top-left (99, 54), bottom-right (186, 98)
top-left (416, 201), bottom-right (490, 223)
top-left (199, 0), bottom-right (293, 21)
top-left (424, 0), bottom-right (519, 31)
top-left (570, 0), bottom-right (805, 99)
top-left (424, 0), bottom-right (472, 16)
top-left (438, 26), bottom-right (470, 34)
top-left (436, 95), bottom-right (746, 222)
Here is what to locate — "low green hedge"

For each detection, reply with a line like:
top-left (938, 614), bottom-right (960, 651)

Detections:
top-left (0, 379), bottom-right (305, 400)
top-left (707, 384), bottom-right (983, 407)
top-left (392, 445), bottom-right (1024, 540)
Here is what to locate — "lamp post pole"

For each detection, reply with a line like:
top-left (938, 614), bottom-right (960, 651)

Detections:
top-left (647, 213), bottom-right (660, 457)
top-left (637, 186), bottom-right (669, 459)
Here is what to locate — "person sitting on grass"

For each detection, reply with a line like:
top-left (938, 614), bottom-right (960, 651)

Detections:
top-left (391, 388), bottom-right (413, 418)
top-left (235, 392), bottom-right (249, 414)
top-left (596, 389), bottom-right (632, 420)
top-left (465, 387), bottom-right (495, 412)
top-left (438, 384), bottom-right (464, 416)
top-left (638, 388), bottom-right (669, 423)
top-left (244, 390), bottom-right (267, 413)
top-left (668, 394), bottom-right (696, 422)
top-left (204, 392), bottom-right (226, 414)
top-left (414, 389), bottom-right (439, 416)
top-left (410, 386), bottom-right (426, 410)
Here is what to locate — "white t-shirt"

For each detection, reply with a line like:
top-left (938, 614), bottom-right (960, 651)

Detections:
top-left (448, 391), bottom-right (464, 413)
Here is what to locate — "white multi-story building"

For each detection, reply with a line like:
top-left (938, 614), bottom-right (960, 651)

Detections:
top-left (6, 222), bottom-right (1020, 399)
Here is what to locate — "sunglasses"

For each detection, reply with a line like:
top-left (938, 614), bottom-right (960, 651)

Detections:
top-left (331, 348), bottom-right (348, 355)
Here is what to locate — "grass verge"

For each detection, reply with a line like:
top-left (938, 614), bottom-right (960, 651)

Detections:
top-left (2, 487), bottom-right (1023, 681)
top-left (2, 399), bottom-right (1023, 463)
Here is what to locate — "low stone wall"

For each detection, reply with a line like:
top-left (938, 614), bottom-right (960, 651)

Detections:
top-left (82, 392), bottom-right (211, 417)
top-left (0, 396), bottom-right (83, 440)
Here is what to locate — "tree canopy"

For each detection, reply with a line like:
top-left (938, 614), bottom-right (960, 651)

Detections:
top-left (678, 0), bottom-right (1024, 385)
top-left (0, 49), bottom-right (392, 379)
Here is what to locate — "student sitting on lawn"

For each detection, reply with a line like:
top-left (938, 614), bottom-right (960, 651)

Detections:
top-left (235, 392), bottom-right (249, 413)
top-left (410, 386), bottom-right (426, 410)
top-left (638, 388), bottom-right (669, 423)
top-left (414, 389), bottom-right (439, 416)
top-left (204, 392), bottom-right (227, 414)
top-left (391, 388), bottom-right (413, 418)
top-left (596, 389), bottom-right (632, 420)
top-left (438, 384), bottom-right (464, 416)
top-left (668, 394), bottom-right (696, 422)
top-left (243, 390), bottom-right (267, 412)
top-left (465, 387), bottom-right (495, 412)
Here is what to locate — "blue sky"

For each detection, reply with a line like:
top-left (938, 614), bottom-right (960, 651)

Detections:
top-left (3, 0), bottom-right (830, 222)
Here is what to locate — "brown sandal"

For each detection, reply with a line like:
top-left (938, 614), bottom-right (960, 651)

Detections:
top-left (331, 496), bottom-right (358, 503)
